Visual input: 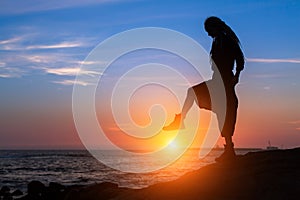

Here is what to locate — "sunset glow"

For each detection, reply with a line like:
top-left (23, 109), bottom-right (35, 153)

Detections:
top-left (0, 1), bottom-right (300, 150)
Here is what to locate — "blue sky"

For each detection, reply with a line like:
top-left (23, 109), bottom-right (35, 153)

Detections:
top-left (0, 0), bottom-right (300, 149)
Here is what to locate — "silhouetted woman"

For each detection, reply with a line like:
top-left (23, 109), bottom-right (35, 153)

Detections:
top-left (163, 16), bottom-right (245, 161)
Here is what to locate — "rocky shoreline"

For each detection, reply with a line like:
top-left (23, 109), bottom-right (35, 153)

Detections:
top-left (1, 147), bottom-right (299, 200)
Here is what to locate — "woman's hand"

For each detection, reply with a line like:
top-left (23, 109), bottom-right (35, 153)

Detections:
top-left (232, 75), bottom-right (239, 86)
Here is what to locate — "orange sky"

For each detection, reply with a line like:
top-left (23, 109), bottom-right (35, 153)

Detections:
top-left (1, 1), bottom-right (300, 150)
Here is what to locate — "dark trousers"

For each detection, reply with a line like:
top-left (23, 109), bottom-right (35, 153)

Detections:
top-left (191, 77), bottom-right (238, 137)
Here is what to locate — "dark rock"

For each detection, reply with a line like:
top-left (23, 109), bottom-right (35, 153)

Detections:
top-left (45, 182), bottom-right (67, 200)
top-left (12, 189), bottom-right (23, 196)
top-left (64, 182), bottom-right (128, 200)
top-left (3, 194), bottom-right (13, 200)
top-left (66, 147), bottom-right (300, 200)
top-left (48, 182), bottom-right (65, 192)
top-left (0, 186), bottom-right (10, 194)
top-left (0, 186), bottom-right (13, 200)
top-left (27, 180), bottom-right (46, 198)
top-left (13, 147), bottom-right (300, 200)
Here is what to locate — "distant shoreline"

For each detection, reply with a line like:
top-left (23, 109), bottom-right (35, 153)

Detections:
top-left (0, 147), bottom-right (263, 151)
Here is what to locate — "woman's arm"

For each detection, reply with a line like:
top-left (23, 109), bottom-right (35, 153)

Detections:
top-left (232, 44), bottom-right (245, 86)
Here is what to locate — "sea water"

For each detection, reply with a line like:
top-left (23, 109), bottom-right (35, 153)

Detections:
top-left (0, 149), bottom-right (258, 192)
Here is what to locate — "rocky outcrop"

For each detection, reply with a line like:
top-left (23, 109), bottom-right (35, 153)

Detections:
top-left (4, 147), bottom-right (299, 200)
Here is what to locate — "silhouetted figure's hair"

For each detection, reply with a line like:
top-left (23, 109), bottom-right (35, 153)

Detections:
top-left (204, 16), bottom-right (240, 45)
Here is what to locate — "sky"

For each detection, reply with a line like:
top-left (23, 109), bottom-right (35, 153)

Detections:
top-left (0, 0), bottom-right (300, 149)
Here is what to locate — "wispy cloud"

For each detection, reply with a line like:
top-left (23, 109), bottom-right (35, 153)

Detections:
top-left (26, 41), bottom-right (84, 50)
top-left (0, 36), bottom-right (27, 50)
top-left (45, 67), bottom-right (81, 76)
top-left (288, 120), bottom-right (300, 125)
top-left (287, 120), bottom-right (300, 131)
top-left (52, 79), bottom-right (91, 86)
top-left (0, 50), bottom-right (105, 79)
top-left (23, 55), bottom-right (60, 63)
top-left (249, 74), bottom-right (286, 79)
top-left (73, 60), bottom-right (108, 66)
top-left (0, 0), bottom-right (128, 15)
top-left (0, 63), bottom-right (25, 78)
top-left (22, 53), bottom-right (95, 65)
top-left (0, 33), bottom-right (96, 79)
top-left (0, 37), bottom-right (23, 45)
top-left (247, 58), bottom-right (300, 64)
top-left (0, 32), bottom-right (93, 51)
top-left (43, 67), bottom-right (100, 76)
top-left (0, 74), bottom-right (13, 78)
top-left (0, 60), bottom-right (25, 78)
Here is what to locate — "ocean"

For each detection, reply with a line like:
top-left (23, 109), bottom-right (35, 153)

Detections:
top-left (0, 149), bottom-right (259, 192)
